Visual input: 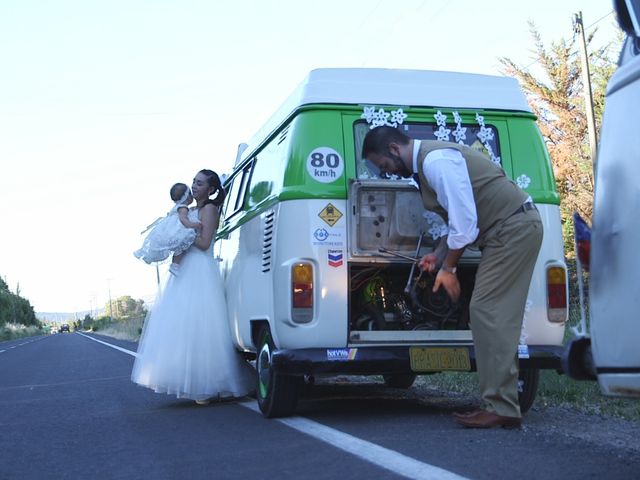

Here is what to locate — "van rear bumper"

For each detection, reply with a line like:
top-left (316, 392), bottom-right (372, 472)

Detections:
top-left (271, 345), bottom-right (563, 375)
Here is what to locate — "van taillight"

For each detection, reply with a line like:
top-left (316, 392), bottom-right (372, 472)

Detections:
top-left (547, 266), bottom-right (567, 323)
top-left (292, 263), bottom-right (313, 323)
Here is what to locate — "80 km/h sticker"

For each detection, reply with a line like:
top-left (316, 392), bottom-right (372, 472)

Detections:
top-left (307, 147), bottom-right (344, 183)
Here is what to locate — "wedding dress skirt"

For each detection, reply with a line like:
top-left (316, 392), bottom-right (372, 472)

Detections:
top-left (131, 242), bottom-right (256, 401)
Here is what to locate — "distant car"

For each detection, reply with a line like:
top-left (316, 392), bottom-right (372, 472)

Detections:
top-left (60, 324), bottom-right (70, 333)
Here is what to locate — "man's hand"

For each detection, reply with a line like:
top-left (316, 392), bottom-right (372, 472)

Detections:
top-left (433, 269), bottom-right (460, 301)
top-left (419, 253), bottom-right (439, 273)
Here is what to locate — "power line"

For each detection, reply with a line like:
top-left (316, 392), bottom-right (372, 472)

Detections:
top-left (520, 10), bottom-right (615, 71)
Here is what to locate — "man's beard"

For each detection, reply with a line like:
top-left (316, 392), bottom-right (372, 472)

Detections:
top-left (389, 152), bottom-right (411, 178)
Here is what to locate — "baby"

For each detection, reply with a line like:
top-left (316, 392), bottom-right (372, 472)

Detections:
top-left (134, 183), bottom-right (201, 275)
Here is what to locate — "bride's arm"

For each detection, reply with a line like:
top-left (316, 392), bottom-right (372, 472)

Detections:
top-left (193, 204), bottom-right (219, 250)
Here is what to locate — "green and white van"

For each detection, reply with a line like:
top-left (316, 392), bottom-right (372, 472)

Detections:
top-left (216, 69), bottom-right (568, 417)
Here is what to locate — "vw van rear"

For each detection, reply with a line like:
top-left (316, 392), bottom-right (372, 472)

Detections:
top-left (217, 69), bottom-right (568, 417)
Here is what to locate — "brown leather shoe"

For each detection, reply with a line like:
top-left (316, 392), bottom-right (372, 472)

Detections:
top-left (454, 409), bottom-right (521, 429)
top-left (452, 409), bottom-right (483, 419)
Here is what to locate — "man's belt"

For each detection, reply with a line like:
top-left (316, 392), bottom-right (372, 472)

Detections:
top-left (513, 201), bottom-right (536, 216)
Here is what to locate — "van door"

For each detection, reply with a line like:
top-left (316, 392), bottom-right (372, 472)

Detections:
top-left (590, 29), bottom-right (640, 397)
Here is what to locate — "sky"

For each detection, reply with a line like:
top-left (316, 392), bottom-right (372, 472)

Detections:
top-left (0, 0), bottom-right (619, 314)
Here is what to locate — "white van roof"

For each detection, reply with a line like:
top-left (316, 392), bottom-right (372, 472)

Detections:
top-left (289, 68), bottom-right (530, 112)
top-left (238, 68), bottom-right (531, 165)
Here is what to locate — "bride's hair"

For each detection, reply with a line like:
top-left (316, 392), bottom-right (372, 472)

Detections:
top-left (199, 169), bottom-right (226, 207)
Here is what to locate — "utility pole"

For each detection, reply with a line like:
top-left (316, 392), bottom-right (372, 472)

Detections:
top-left (574, 11), bottom-right (598, 177)
top-left (107, 279), bottom-right (113, 320)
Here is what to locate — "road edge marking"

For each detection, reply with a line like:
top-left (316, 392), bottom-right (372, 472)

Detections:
top-left (239, 401), bottom-right (468, 480)
top-left (76, 332), bottom-right (138, 357)
top-left (80, 333), bottom-right (468, 480)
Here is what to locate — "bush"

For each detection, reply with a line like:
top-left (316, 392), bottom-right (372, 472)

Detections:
top-left (0, 323), bottom-right (43, 341)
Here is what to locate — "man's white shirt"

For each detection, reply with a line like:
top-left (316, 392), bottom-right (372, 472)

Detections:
top-left (411, 139), bottom-right (480, 250)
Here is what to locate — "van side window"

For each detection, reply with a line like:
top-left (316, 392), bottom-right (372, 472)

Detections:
top-left (354, 120), bottom-right (501, 179)
top-left (223, 161), bottom-right (253, 220)
top-left (247, 134), bottom-right (287, 208)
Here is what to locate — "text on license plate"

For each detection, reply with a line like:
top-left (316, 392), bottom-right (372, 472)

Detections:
top-left (409, 347), bottom-right (471, 372)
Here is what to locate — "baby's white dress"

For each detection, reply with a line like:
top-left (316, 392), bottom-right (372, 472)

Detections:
top-left (134, 206), bottom-right (197, 263)
top-left (131, 208), bottom-right (256, 401)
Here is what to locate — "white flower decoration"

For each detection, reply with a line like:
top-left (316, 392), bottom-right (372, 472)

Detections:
top-left (491, 155), bottom-right (502, 165)
top-left (390, 108), bottom-right (408, 126)
top-left (433, 125), bottom-right (451, 142)
top-left (475, 113), bottom-right (485, 126)
top-left (453, 111), bottom-right (462, 124)
top-left (477, 126), bottom-right (494, 143)
top-left (452, 125), bottom-right (467, 144)
top-left (361, 106), bottom-right (376, 123)
top-left (371, 108), bottom-right (390, 129)
top-left (434, 110), bottom-right (447, 126)
top-left (516, 174), bottom-right (531, 189)
top-left (362, 106), bottom-right (408, 129)
top-left (519, 299), bottom-right (532, 344)
top-left (423, 211), bottom-right (449, 240)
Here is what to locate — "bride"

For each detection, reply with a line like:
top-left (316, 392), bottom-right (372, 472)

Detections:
top-left (131, 169), bottom-right (255, 404)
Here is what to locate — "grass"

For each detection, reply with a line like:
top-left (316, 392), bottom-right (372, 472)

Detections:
top-left (0, 323), bottom-right (44, 341)
top-left (94, 316), bottom-right (144, 342)
top-left (420, 370), bottom-right (640, 421)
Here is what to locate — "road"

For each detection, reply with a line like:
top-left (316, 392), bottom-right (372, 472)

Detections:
top-left (1, 333), bottom-right (639, 480)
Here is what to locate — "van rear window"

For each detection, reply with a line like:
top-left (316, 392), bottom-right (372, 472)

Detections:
top-left (354, 120), bottom-right (501, 179)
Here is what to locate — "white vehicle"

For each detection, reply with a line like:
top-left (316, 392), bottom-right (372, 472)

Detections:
top-left (218, 68), bottom-right (568, 417)
top-left (564, 0), bottom-right (640, 398)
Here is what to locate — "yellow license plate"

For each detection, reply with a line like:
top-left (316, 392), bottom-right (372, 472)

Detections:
top-left (409, 347), bottom-right (471, 372)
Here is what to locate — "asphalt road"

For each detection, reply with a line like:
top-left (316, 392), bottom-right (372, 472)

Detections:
top-left (1, 333), bottom-right (639, 480)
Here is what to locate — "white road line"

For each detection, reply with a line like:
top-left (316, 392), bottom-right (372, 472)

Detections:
top-left (76, 332), bottom-right (137, 357)
top-left (240, 401), bottom-right (467, 480)
top-left (0, 350), bottom-right (5, 353)
top-left (79, 334), bottom-right (468, 480)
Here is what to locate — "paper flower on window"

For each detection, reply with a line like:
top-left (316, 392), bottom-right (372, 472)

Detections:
top-left (371, 108), bottom-right (390, 128)
top-left (451, 111), bottom-right (467, 144)
top-left (475, 113), bottom-right (485, 126)
top-left (434, 110), bottom-right (447, 126)
top-left (452, 125), bottom-right (467, 144)
top-left (477, 126), bottom-right (494, 143)
top-left (390, 108), bottom-right (408, 126)
top-left (433, 125), bottom-right (451, 142)
top-left (519, 299), bottom-right (533, 344)
top-left (361, 106), bottom-right (376, 123)
top-left (422, 211), bottom-right (449, 240)
top-left (361, 106), bottom-right (407, 129)
top-left (516, 174), bottom-right (531, 189)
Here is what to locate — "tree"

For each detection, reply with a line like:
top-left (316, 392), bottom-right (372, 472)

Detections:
top-left (0, 274), bottom-right (38, 326)
top-left (499, 21), bottom-right (620, 246)
top-left (104, 295), bottom-right (147, 321)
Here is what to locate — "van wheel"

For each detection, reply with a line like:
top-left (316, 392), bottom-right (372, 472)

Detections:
top-left (383, 374), bottom-right (417, 389)
top-left (517, 368), bottom-right (540, 414)
top-left (256, 325), bottom-right (300, 418)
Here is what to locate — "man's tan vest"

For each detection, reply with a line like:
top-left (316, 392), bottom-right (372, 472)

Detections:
top-left (416, 140), bottom-right (527, 246)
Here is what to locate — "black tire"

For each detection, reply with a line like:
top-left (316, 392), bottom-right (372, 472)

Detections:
top-left (383, 374), bottom-right (417, 389)
top-left (517, 368), bottom-right (540, 414)
top-left (256, 325), bottom-right (300, 418)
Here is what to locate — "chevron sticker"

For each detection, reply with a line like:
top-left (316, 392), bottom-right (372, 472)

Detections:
top-left (328, 249), bottom-right (343, 268)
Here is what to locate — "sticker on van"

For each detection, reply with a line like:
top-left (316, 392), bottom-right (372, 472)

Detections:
top-left (312, 226), bottom-right (344, 246)
top-left (318, 203), bottom-right (343, 227)
top-left (326, 348), bottom-right (358, 361)
top-left (328, 249), bottom-right (344, 268)
top-left (307, 147), bottom-right (344, 183)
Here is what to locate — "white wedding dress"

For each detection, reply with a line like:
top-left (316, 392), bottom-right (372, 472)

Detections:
top-left (131, 208), bottom-right (256, 401)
